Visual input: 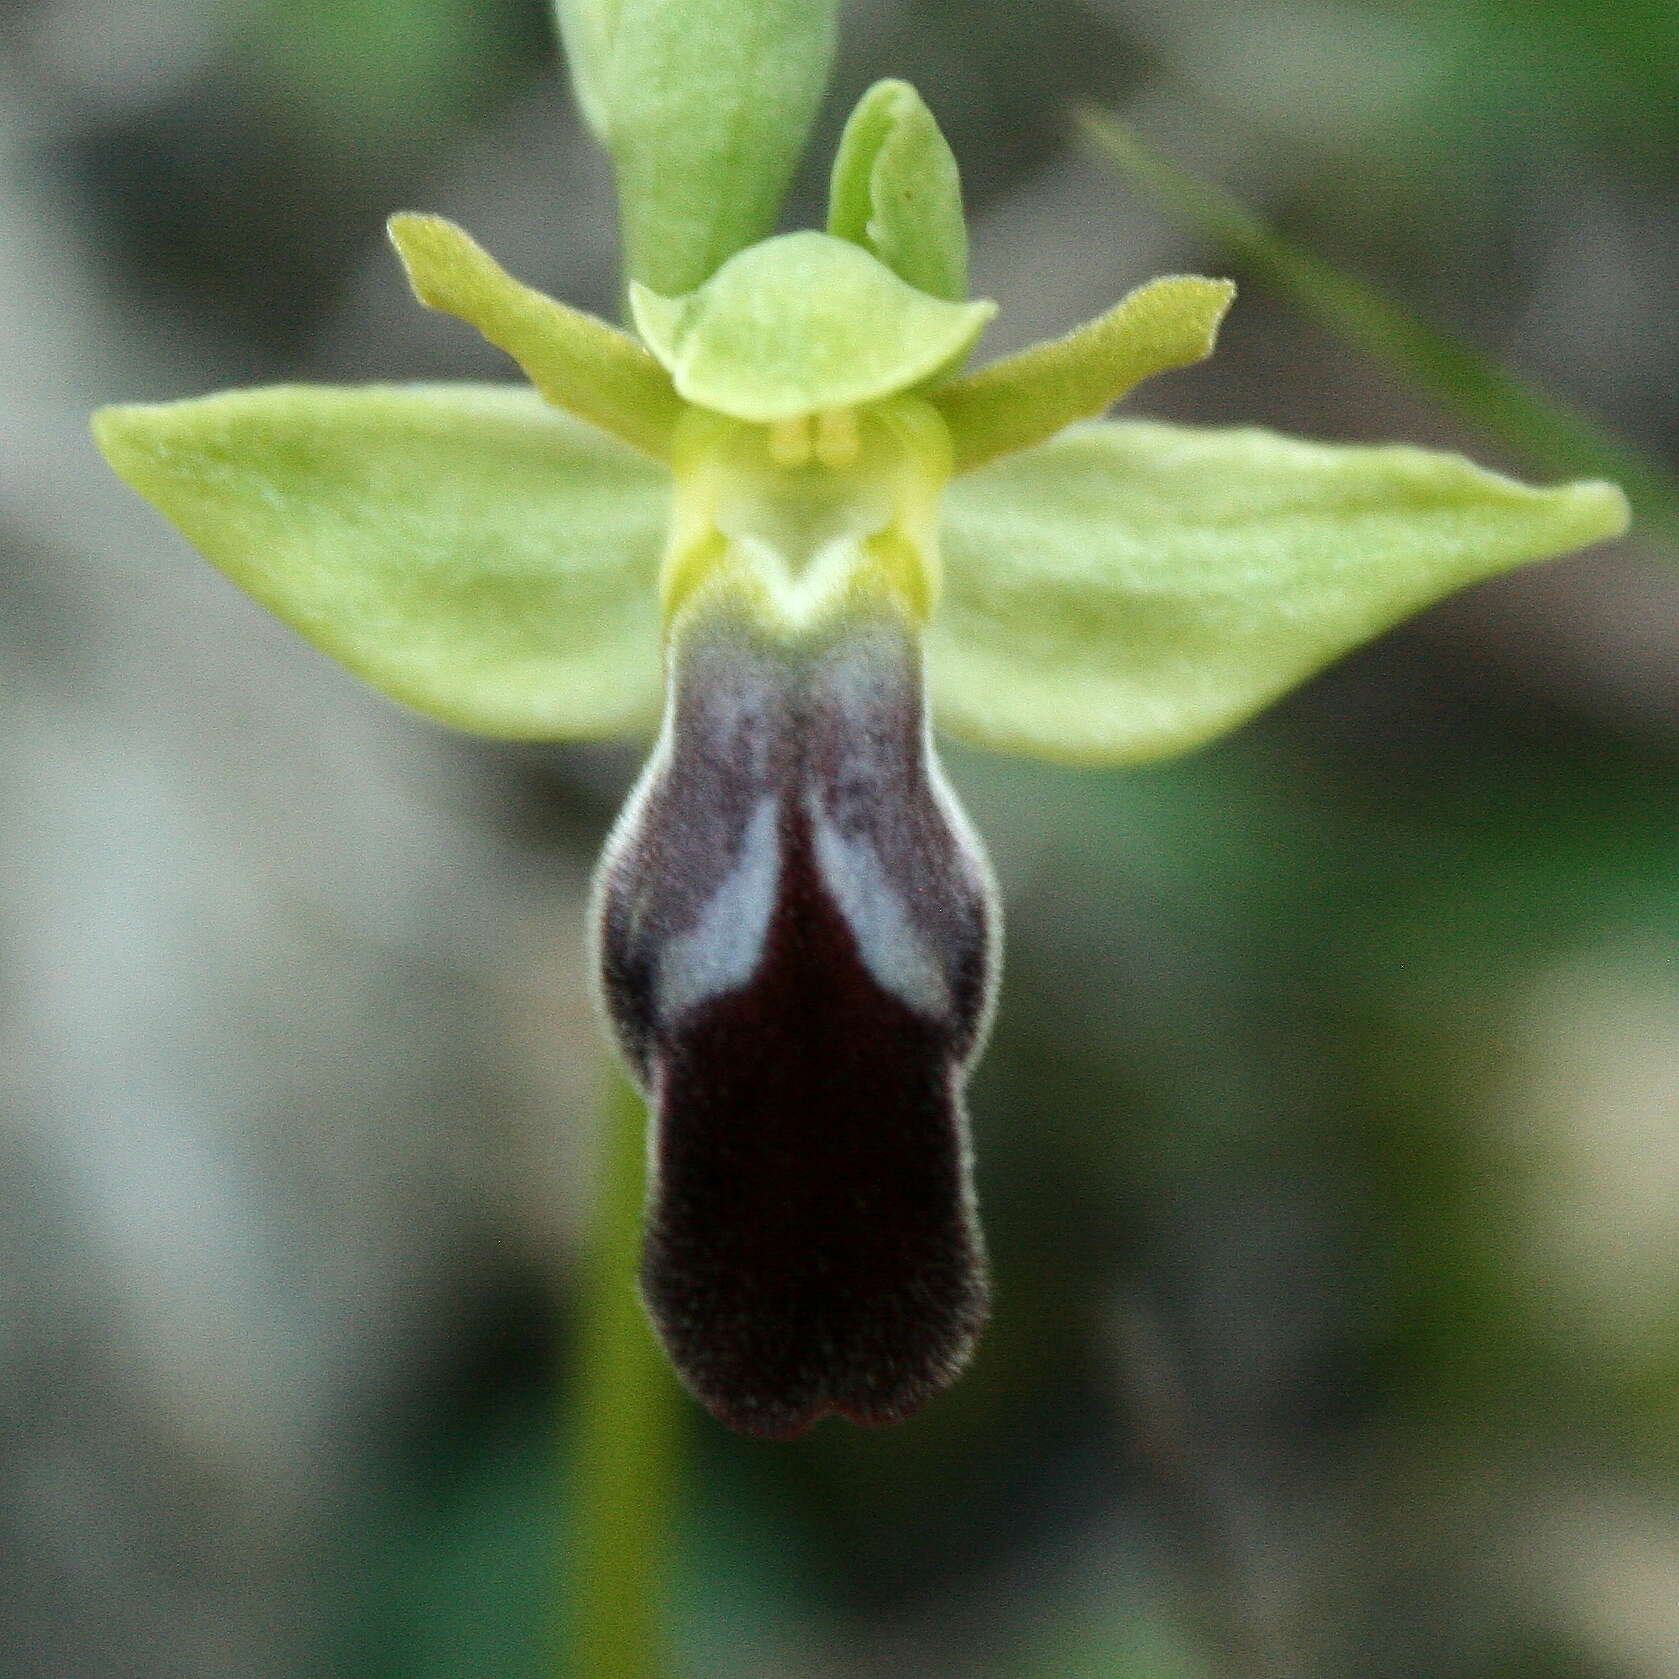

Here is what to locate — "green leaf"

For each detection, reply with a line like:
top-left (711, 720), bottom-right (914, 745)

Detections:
top-left (556, 0), bottom-right (839, 297)
top-left (92, 384), bottom-right (668, 739)
top-left (929, 420), bottom-right (1629, 764)
top-left (933, 275), bottom-right (1234, 473)
top-left (388, 214), bottom-right (682, 459)
top-left (827, 79), bottom-right (969, 303)
top-left (1078, 108), bottom-right (1679, 551)
top-left (630, 232), bottom-right (994, 424)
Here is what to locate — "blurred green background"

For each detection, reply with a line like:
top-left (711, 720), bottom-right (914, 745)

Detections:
top-left (3, 0), bottom-right (1676, 1674)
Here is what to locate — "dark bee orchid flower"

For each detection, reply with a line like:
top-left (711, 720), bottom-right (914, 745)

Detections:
top-left (596, 604), bottom-right (996, 1437)
top-left (93, 67), bottom-right (1627, 1436)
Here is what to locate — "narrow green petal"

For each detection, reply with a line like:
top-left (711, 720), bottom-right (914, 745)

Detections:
top-left (556, 0), bottom-right (838, 296)
top-left (388, 213), bottom-right (682, 459)
top-left (930, 420), bottom-right (1630, 764)
top-left (630, 232), bottom-right (994, 424)
top-left (828, 79), bottom-right (968, 303)
top-left (934, 276), bottom-right (1235, 473)
top-left (92, 384), bottom-right (668, 739)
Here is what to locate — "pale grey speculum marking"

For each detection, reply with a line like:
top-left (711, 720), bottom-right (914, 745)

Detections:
top-left (654, 793), bottom-right (781, 1021)
top-left (800, 636), bottom-right (954, 1019)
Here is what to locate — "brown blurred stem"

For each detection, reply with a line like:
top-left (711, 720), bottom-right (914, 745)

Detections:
top-left (1078, 107), bottom-right (1679, 552)
top-left (563, 1069), bottom-right (678, 1679)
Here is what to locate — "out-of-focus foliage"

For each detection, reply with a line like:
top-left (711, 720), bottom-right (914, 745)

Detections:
top-left (4, 0), bottom-right (1676, 1676)
top-left (1079, 110), bottom-right (1679, 547)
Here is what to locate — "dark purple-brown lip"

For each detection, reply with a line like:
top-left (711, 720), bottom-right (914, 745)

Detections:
top-left (593, 604), bottom-right (998, 1438)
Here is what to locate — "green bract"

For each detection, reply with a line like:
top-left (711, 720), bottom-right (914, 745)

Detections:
top-left (554, 0), bottom-right (837, 295)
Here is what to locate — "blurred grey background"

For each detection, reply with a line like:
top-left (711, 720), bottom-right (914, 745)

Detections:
top-left (3, 0), bottom-right (1677, 1674)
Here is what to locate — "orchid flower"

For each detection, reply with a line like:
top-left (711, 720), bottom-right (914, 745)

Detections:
top-left (92, 2), bottom-right (1628, 1441)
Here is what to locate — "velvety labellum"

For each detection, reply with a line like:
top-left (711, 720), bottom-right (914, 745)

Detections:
top-left (594, 606), bottom-right (997, 1438)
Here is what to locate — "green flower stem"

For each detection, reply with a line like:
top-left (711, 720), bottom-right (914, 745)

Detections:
top-left (1078, 107), bottom-right (1679, 550)
top-left (564, 1068), bottom-right (678, 1679)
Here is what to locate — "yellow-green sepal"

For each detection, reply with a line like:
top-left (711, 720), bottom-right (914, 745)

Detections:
top-left (934, 275), bottom-right (1235, 472)
top-left (630, 232), bottom-right (995, 424)
top-left (827, 79), bottom-right (968, 304)
top-left (931, 419), bottom-right (1630, 763)
top-left (92, 384), bottom-right (668, 738)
